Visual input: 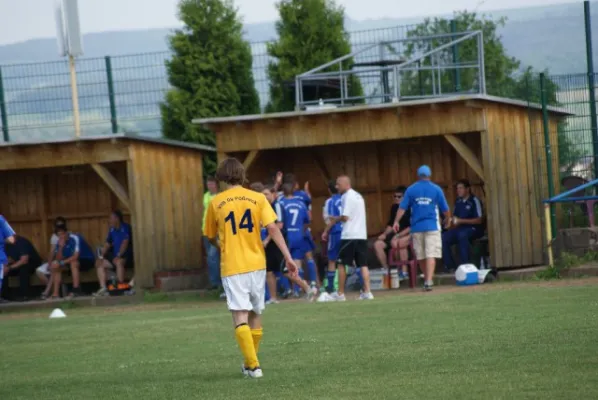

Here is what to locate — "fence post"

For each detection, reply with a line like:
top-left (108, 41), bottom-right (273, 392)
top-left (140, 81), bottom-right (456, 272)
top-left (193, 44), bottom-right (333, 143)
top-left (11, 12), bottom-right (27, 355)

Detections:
top-left (540, 72), bottom-right (557, 238)
top-left (0, 66), bottom-right (8, 142)
top-left (105, 56), bottom-right (118, 134)
top-left (584, 1), bottom-right (598, 180)
top-left (450, 19), bottom-right (461, 93)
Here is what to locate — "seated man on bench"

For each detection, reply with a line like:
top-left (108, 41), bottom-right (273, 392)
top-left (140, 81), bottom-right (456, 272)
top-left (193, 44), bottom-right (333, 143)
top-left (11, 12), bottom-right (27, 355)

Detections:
top-left (49, 220), bottom-right (95, 298)
top-left (4, 234), bottom-right (42, 301)
top-left (94, 210), bottom-right (133, 296)
top-left (36, 217), bottom-right (66, 300)
top-left (442, 179), bottom-right (484, 271)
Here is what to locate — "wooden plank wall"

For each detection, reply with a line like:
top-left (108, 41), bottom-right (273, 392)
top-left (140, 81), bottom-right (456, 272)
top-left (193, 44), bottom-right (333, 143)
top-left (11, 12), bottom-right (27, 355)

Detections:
top-left (483, 105), bottom-right (560, 268)
top-left (243, 133), bottom-right (484, 241)
top-left (0, 163), bottom-right (130, 259)
top-left (128, 142), bottom-right (204, 288)
top-left (215, 103), bottom-right (486, 153)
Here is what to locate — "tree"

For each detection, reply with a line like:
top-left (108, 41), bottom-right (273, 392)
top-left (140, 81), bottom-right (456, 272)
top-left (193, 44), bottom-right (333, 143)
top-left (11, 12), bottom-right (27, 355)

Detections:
top-left (401, 11), bottom-right (519, 97)
top-left (161, 0), bottom-right (260, 175)
top-left (402, 11), bottom-right (581, 173)
top-left (266, 0), bottom-right (363, 112)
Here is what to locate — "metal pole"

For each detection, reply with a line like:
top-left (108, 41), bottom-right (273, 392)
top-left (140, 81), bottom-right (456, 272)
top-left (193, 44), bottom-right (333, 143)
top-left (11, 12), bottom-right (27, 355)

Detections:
top-left (540, 73), bottom-right (557, 238)
top-left (0, 67), bottom-right (8, 142)
top-left (584, 1), bottom-right (598, 180)
top-left (339, 63), bottom-right (344, 106)
top-left (295, 76), bottom-right (301, 110)
top-left (105, 56), bottom-right (118, 134)
top-left (69, 55), bottom-right (81, 138)
top-left (431, 53), bottom-right (436, 96)
top-left (393, 65), bottom-right (399, 102)
top-left (478, 31), bottom-right (486, 94)
top-left (451, 19), bottom-right (461, 93)
top-left (544, 204), bottom-right (554, 266)
top-left (418, 60), bottom-right (424, 96)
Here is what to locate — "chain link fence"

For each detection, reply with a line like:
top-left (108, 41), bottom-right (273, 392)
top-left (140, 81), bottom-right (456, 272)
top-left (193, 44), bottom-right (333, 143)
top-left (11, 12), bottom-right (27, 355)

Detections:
top-left (529, 72), bottom-right (598, 230)
top-left (0, 24), bottom-right (419, 143)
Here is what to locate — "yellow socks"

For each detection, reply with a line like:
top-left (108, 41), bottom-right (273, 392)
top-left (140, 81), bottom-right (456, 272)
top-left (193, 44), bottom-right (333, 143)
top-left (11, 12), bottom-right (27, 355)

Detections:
top-left (235, 324), bottom-right (259, 369)
top-left (251, 328), bottom-right (263, 354)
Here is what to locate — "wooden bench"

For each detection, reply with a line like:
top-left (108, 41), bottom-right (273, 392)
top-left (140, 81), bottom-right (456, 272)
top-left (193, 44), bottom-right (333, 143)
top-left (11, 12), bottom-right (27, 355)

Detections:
top-left (7, 268), bottom-right (134, 288)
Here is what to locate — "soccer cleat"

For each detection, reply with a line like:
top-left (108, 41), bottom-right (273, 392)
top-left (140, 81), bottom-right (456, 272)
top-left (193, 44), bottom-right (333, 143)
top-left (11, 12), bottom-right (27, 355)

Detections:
top-left (306, 287), bottom-right (318, 302)
top-left (398, 272), bottom-right (409, 281)
top-left (241, 364), bottom-right (249, 377)
top-left (424, 281), bottom-right (433, 292)
top-left (330, 292), bottom-right (346, 302)
top-left (93, 287), bottom-right (109, 297)
top-left (247, 367), bottom-right (263, 379)
top-left (265, 299), bottom-right (279, 305)
top-left (219, 292), bottom-right (227, 300)
top-left (317, 292), bottom-right (333, 302)
top-left (359, 292), bottom-right (375, 300)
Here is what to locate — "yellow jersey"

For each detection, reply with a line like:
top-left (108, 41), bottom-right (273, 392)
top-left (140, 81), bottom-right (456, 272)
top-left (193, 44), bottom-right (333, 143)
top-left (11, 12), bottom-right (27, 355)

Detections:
top-left (203, 186), bottom-right (277, 278)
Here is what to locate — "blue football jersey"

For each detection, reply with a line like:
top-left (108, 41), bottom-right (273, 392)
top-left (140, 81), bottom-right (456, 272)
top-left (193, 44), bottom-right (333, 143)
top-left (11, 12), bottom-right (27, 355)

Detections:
top-left (293, 190), bottom-right (312, 210)
top-left (323, 194), bottom-right (343, 235)
top-left (279, 196), bottom-right (310, 244)
top-left (0, 215), bottom-right (16, 265)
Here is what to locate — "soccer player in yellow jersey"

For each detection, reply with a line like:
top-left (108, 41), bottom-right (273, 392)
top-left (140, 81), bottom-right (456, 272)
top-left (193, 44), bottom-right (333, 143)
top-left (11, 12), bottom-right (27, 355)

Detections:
top-left (204, 158), bottom-right (298, 379)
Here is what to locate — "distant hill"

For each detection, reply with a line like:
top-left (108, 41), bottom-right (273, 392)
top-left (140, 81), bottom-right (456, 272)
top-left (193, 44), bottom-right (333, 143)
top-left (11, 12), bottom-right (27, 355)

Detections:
top-left (0, 1), bottom-right (596, 142)
top-left (1, 2), bottom-right (596, 73)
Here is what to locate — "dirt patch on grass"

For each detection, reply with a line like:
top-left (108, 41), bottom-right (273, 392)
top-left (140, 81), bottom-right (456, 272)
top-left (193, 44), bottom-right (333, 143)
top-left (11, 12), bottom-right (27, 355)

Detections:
top-left (376, 276), bottom-right (598, 298)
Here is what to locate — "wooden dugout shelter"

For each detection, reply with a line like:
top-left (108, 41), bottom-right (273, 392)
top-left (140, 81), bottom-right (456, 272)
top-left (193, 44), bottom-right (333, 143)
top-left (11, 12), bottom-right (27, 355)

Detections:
top-left (196, 95), bottom-right (569, 269)
top-left (0, 134), bottom-right (214, 289)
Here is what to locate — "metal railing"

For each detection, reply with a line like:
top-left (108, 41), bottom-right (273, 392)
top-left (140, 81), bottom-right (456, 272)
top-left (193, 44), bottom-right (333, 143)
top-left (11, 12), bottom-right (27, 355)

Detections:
top-left (295, 31), bottom-right (485, 109)
top-left (0, 24), bottom-right (420, 143)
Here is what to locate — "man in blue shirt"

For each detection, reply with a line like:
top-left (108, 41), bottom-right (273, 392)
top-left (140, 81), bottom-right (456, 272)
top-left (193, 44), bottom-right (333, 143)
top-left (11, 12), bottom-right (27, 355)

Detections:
top-left (0, 215), bottom-right (16, 302)
top-left (279, 183), bottom-right (317, 300)
top-left (442, 179), bottom-right (485, 271)
top-left (393, 166), bottom-right (451, 291)
top-left (322, 180), bottom-right (343, 294)
top-left (49, 220), bottom-right (95, 298)
top-left (94, 210), bottom-right (133, 296)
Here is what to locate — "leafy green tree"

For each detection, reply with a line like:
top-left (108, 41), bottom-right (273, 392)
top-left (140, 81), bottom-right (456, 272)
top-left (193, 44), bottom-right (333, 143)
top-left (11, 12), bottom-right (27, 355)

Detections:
top-left (402, 11), bottom-right (581, 173)
top-left (266, 0), bottom-right (363, 112)
top-left (161, 0), bottom-right (260, 175)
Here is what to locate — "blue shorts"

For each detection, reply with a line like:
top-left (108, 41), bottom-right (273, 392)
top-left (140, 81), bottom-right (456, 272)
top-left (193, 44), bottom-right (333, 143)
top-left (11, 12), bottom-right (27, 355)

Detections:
top-left (302, 231), bottom-right (315, 253)
top-left (289, 240), bottom-right (306, 261)
top-left (327, 232), bottom-right (342, 261)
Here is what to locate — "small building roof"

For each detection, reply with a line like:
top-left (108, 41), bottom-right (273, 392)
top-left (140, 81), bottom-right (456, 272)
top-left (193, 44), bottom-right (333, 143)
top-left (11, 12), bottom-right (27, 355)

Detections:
top-left (193, 94), bottom-right (572, 126)
top-left (0, 133), bottom-right (216, 152)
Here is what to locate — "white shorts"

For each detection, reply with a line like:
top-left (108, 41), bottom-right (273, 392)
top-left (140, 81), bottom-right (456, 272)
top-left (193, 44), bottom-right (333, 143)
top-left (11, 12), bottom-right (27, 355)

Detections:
top-left (37, 263), bottom-right (51, 276)
top-left (222, 269), bottom-right (266, 315)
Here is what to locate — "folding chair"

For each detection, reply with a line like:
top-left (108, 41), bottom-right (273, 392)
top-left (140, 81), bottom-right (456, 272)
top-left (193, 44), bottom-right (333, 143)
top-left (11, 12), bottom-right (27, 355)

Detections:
top-left (388, 240), bottom-right (418, 289)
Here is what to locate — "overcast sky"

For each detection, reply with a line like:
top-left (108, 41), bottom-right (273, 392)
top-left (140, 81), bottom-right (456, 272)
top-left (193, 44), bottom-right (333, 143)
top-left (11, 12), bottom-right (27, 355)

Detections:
top-left (0, 0), bottom-right (582, 46)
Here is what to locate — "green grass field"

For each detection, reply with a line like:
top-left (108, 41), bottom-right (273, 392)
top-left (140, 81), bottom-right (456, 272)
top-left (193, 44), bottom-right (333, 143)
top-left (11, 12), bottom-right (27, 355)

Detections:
top-left (1, 281), bottom-right (598, 400)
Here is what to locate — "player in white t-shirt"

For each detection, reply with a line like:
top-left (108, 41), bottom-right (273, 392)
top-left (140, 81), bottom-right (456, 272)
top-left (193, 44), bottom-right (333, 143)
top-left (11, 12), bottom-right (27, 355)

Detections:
top-left (322, 175), bottom-right (373, 301)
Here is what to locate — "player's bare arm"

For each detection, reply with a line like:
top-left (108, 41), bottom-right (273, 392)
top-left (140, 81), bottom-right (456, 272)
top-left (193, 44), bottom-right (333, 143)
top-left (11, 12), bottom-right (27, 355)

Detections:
top-left (393, 208), bottom-right (406, 233)
top-left (322, 215), bottom-right (348, 240)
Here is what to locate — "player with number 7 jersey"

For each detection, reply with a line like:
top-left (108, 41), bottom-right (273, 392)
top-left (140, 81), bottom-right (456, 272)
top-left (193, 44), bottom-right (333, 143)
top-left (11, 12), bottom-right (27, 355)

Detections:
top-left (203, 158), bottom-right (298, 379)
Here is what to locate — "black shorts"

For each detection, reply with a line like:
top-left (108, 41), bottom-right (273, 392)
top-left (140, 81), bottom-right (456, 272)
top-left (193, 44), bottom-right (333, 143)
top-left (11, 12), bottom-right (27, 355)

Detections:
top-left (338, 239), bottom-right (368, 267)
top-left (265, 241), bottom-right (284, 273)
top-left (105, 252), bottom-right (134, 269)
top-left (383, 232), bottom-right (394, 249)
